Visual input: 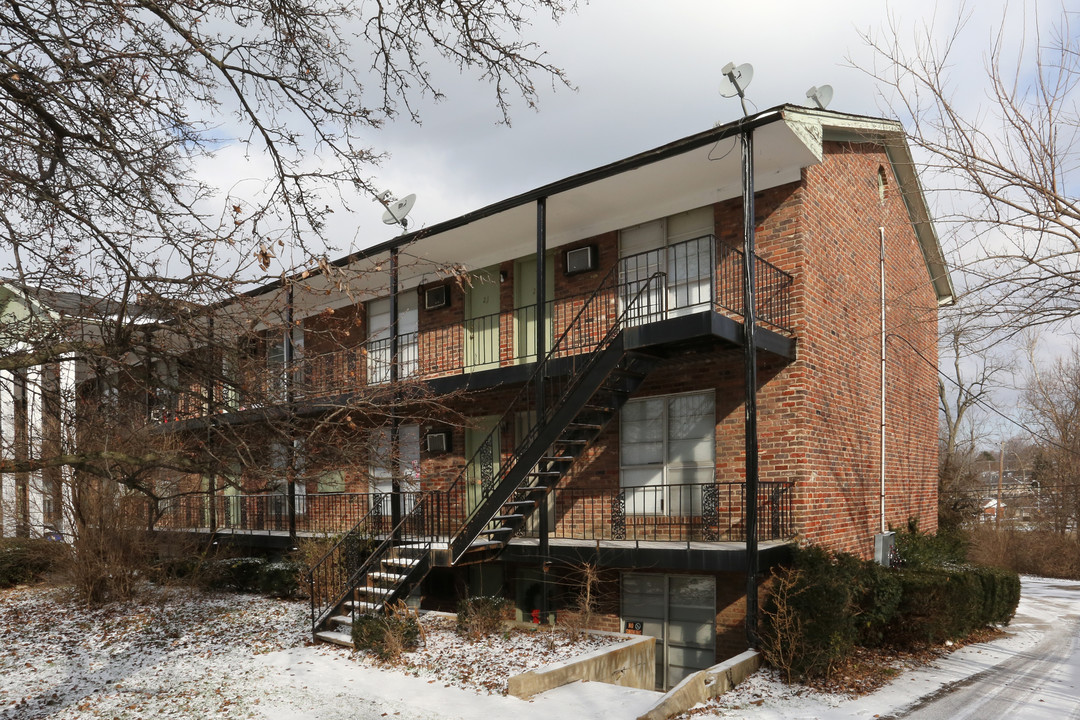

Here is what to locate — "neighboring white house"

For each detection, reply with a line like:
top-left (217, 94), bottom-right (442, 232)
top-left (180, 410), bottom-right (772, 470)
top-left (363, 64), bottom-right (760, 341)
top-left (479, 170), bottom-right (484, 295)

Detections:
top-left (0, 282), bottom-right (80, 538)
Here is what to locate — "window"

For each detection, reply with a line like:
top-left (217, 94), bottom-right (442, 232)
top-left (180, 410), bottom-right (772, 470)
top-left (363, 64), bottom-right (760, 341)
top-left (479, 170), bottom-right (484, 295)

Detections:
top-left (316, 470), bottom-right (347, 494)
top-left (366, 294), bottom-right (418, 384)
top-left (619, 207), bottom-right (715, 324)
top-left (620, 391), bottom-right (715, 514)
top-left (369, 424), bottom-right (420, 513)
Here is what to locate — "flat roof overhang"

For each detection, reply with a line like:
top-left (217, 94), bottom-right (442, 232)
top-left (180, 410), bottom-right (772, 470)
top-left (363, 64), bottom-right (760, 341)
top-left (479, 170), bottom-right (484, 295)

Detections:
top-left (243, 104), bottom-right (951, 326)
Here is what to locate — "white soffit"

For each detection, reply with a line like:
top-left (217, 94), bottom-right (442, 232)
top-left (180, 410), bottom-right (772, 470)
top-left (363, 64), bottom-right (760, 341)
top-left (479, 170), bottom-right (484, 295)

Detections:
top-left (400, 118), bottom-right (821, 277)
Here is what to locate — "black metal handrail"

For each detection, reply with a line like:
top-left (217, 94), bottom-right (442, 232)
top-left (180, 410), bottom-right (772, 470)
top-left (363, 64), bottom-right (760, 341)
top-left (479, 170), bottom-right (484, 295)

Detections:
top-left (445, 267), bottom-right (667, 562)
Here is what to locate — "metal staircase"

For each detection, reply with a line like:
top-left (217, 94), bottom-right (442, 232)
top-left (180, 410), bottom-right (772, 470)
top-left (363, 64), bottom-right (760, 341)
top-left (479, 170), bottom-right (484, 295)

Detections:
top-left (308, 267), bottom-right (666, 642)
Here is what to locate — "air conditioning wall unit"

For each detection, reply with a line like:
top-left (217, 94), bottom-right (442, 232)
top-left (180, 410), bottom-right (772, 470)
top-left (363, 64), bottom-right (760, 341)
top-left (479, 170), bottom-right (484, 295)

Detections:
top-left (565, 245), bottom-right (598, 276)
top-left (425, 285), bottom-right (449, 310)
top-left (426, 431), bottom-right (449, 454)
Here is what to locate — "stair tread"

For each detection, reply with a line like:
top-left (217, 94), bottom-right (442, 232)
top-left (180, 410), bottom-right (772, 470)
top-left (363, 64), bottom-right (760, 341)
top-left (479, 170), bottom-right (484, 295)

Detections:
top-left (491, 514), bottom-right (524, 521)
top-left (369, 572), bottom-right (406, 581)
top-left (478, 527), bottom-right (513, 534)
top-left (315, 630), bottom-right (354, 648)
top-left (343, 600), bottom-right (382, 612)
top-left (329, 614), bottom-right (354, 626)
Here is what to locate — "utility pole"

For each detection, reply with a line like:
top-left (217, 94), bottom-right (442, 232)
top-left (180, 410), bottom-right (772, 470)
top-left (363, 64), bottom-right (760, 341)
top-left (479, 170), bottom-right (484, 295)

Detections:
top-left (997, 439), bottom-right (1004, 528)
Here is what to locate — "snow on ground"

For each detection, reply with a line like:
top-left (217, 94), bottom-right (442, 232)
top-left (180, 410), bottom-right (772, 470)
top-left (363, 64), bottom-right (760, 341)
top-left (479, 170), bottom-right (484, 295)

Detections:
top-left (677, 575), bottom-right (1080, 720)
top-left (0, 584), bottom-right (656, 720)
top-left (3, 576), bottom-right (1077, 720)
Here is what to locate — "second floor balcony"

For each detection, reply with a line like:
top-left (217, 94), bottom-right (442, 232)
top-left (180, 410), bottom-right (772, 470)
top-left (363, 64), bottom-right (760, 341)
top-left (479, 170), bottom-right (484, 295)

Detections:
top-left (152, 234), bottom-right (794, 423)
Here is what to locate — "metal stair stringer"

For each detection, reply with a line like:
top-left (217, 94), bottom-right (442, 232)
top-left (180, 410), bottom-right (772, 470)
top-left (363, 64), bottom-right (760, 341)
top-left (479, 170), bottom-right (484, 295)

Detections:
top-left (449, 335), bottom-right (661, 565)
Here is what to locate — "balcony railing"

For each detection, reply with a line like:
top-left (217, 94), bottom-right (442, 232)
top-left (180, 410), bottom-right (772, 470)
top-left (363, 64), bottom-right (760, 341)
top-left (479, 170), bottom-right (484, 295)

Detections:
top-left (151, 234), bottom-right (793, 420)
top-left (150, 481), bottom-right (794, 543)
top-left (525, 480), bottom-right (794, 544)
top-left (154, 492), bottom-right (422, 537)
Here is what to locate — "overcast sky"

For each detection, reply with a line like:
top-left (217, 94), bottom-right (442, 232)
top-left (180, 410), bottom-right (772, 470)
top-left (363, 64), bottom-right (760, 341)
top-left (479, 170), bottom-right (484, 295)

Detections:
top-left (269, 0), bottom-right (1053, 260)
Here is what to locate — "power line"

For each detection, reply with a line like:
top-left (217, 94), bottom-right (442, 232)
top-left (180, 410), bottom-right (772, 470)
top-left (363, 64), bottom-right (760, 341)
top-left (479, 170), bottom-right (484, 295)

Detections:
top-left (887, 332), bottom-right (1080, 460)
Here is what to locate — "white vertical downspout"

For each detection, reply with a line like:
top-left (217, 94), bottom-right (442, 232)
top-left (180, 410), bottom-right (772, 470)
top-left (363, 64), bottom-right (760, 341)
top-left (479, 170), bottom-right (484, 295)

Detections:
top-left (879, 226), bottom-right (887, 534)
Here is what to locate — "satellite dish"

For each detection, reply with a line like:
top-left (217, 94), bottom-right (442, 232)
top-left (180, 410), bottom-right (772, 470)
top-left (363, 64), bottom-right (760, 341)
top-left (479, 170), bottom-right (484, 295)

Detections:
top-left (381, 193), bottom-right (416, 230)
top-left (719, 62), bottom-right (754, 116)
top-left (805, 85), bottom-right (834, 110)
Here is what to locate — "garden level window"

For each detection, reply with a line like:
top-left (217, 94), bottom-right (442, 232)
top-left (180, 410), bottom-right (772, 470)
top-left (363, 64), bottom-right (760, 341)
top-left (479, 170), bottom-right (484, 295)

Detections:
top-left (620, 391), bottom-right (715, 515)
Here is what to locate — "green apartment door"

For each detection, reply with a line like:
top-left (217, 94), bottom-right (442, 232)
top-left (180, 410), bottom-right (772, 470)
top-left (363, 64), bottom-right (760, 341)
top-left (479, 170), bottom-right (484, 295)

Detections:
top-left (514, 255), bottom-right (555, 363)
top-left (464, 267), bottom-right (500, 370)
top-left (465, 416), bottom-right (501, 515)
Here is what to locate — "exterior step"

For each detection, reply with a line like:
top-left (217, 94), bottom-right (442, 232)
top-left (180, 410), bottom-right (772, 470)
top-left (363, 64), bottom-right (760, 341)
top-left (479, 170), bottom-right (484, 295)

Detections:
top-left (329, 614), bottom-right (354, 627)
top-left (382, 556), bottom-right (420, 568)
top-left (477, 526), bottom-right (513, 535)
top-left (369, 571), bottom-right (406, 583)
top-left (503, 500), bottom-right (536, 508)
top-left (315, 630), bottom-right (354, 648)
top-left (344, 600), bottom-right (382, 613)
top-left (359, 585), bottom-right (394, 596)
top-left (490, 514), bottom-right (524, 522)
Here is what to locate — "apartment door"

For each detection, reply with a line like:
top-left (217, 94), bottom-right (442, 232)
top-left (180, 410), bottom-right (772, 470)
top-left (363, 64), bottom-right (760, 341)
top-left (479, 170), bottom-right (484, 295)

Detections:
top-left (464, 416), bottom-right (501, 515)
top-left (622, 572), bottom-right (716, 690)
top-left (464, 267), bottom-right (501, 370)
top-left (513, 255), bottom-right (555, 363)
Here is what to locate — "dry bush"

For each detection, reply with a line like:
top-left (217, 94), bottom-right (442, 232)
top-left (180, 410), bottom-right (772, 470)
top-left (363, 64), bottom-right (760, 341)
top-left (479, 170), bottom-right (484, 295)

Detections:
top-left (966, 526), bottom-right (1080, 579)
top-left (456, 595), bottom-right (511, 640)
top-left (760, 565), bottom-right (810, 683)
top-left (64, 481), bottom-right (157, 604)
top-left (352, 600), bottom-right (424, 663)
top-left (559, 562), bottom-right (600, 639)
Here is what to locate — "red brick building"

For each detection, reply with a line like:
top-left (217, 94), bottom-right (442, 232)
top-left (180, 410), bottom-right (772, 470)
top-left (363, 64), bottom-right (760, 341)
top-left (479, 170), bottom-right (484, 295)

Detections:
top-left (157, 105), bottom-right (951, 689)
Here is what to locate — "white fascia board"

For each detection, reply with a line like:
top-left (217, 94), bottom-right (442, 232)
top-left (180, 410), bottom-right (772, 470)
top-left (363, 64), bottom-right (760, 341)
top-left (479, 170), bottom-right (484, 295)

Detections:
top-left (786, 107), bottom-right (956, 306)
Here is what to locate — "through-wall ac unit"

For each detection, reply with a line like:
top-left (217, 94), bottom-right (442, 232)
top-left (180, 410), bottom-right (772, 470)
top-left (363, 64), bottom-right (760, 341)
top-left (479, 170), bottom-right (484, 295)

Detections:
top-left (565, 245), bottom-right (598, 275)
top-left (426, 432), bottom-right (449, 453)
top-left (425, 285), bottom-right (449, 310)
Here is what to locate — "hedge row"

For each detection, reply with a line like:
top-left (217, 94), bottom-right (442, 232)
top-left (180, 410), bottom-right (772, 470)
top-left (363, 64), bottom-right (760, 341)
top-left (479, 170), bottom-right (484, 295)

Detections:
top-left (0, 538), bottom-right (66, 588)
top-left (761, 538), bottom-right (1021, 680)
top-left (887, 565), bottom-right (1020, 647)
top-left (201, 556), bottom-right (302, 597)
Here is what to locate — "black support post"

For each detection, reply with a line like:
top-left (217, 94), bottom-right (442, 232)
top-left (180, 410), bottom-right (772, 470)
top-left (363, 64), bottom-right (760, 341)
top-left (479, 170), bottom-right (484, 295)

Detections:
top-left (285, 283), bottom-right (297, 546)
top-left (536, 196), bottom-right (549, 620)
top-left (390, 248), bottom-right (402, 537)
top-left (741, 128), bottom-right (760, 648)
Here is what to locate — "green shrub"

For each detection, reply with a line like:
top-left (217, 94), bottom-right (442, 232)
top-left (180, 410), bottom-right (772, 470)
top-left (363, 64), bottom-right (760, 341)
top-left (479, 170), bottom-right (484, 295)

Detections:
top-left (761, 546), bottom-right (886, 679)
top-left (202, 556), bottom-right (267, 592)
top-left (0, 538), bottom-right (65, 587)
top-left (887, 564), bottom-right (1020, 647)
top-left (351, 612), bottom-right (421, 662)
top-left (895, 523), bottom-right (968, 568)
top-left (258, 560), bottom-right (301, 598)
top-left (456, 595), bottom-right (511, 639)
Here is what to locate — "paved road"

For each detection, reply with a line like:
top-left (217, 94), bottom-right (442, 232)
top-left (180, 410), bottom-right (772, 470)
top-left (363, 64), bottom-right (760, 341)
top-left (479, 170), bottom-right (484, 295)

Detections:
top-left (887, 579), bottom-right (1080, 720)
